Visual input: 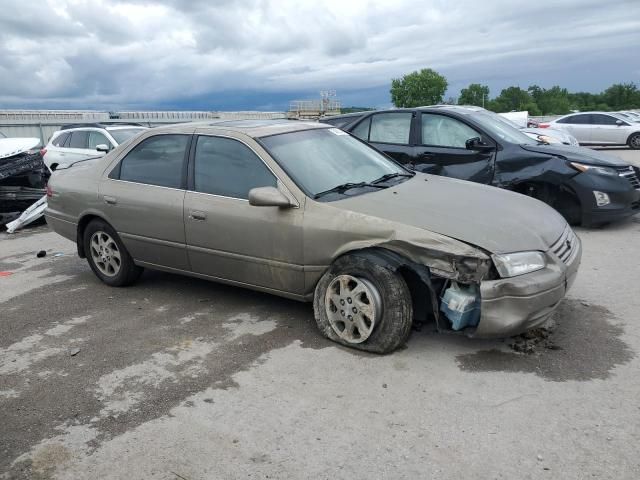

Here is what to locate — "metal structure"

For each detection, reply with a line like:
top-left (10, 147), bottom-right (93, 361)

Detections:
top-left (288, 91), bottom-right (341, 120)
top-left (0, 110), bottom-right (287, 144)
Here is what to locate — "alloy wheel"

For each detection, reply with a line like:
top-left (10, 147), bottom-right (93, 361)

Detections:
top-left (90, 231), bottom-right (122, 277)
top-left (325, 274), bottom-right (381, 343)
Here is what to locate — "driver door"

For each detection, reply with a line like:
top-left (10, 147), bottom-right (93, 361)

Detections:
top-left (183, 134), bottom-right (305, 294)
top-left (414, 113), bottom-right (495, 184)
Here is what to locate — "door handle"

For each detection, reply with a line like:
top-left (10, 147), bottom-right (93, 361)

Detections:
top-left (189, 211), bottom-right (206, 221)
top-left (103, 195), bottom-right (117, 205)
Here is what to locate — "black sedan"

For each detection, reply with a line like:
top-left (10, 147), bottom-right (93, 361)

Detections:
top-left (324, 106), bottom-right (640, 226)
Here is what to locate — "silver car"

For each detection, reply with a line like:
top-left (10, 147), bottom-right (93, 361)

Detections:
top-left (543, 112), bottom-right (640, 149)
top-left (45, 121), bottom-right (581, 353)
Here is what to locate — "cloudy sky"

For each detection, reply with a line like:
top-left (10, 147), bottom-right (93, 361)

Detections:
top-left (1, 0), bottom-right (639, 111)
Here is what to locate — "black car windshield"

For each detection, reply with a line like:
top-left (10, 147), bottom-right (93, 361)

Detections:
top-left (471, 112), bottom-right (536, 144)
top-left (260, 128), bottom-right (409, 198)
top-left (108, 128), bottom-right (147, 144)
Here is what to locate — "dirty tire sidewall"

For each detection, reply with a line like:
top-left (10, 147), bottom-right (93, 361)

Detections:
top-left (84, 219), bottom-right (142, 287)
top-left (313, 254), bottom-right (413, 354)
top-left (628, 132), bottom-right (640, 150)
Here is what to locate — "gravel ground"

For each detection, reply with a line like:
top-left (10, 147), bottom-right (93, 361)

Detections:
top-left (1, 148), bottom-right (639, 480)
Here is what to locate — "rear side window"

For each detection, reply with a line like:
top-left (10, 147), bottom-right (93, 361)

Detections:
top-left (558, 114), bottom-right (591, 125)
top-left (52, 132), bottom-right (70, 147)
top-left (68, 131), bottom-right (89, 149)
top-left (421, 113), bottom-right (480, 148)
top-left (117, 134), bottom-right (189, 188)
top-left (369, 113), bottom-right (412, 144)
top-left (193, 136), bottom-right (276, 199)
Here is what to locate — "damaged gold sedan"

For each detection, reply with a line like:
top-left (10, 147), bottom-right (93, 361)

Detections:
top-left (45, 120), bottom-right (581, 353)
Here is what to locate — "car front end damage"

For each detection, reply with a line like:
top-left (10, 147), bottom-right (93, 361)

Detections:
top-left (566, 164), bottom-right (640, 226)
top-left (473, 225), bottom-right (581, 337)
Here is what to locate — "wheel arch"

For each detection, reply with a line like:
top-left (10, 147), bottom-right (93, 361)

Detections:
top-left (626, 131), bottom-right (640, 148)
top-left (326, 246), bottom-right (441, 324)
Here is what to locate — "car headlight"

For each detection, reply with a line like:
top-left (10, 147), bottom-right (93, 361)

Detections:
top-left (492, 251), bottom-right (546, 278)
top-left (570, 162), bottom-right (617, 176)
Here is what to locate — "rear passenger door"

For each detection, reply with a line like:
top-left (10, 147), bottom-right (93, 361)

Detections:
top-left (101, 134), bottom-right (191, 270)
top-left (415, 113), bottom-right (495, 184)
top-left (349, 112), bottom-right (416, 166)
top-left (183, 134), bottom-right (304, 293)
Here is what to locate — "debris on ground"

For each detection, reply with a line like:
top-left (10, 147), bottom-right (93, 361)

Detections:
top-left (36, 250), bottom-right (47, 258)
top-left (70, 348), bottom-right (81, 357)
top-left (0, 137), bottom-right (49, 231)
top-left (0, 271), bottom-right (14, 277)
top-left (509, 327), bottom-right (560, 354)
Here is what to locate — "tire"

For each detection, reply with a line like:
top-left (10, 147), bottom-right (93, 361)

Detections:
top-left (83, 219), bottom-right (142, 287)
top-left (313, 254), bottom-right (413, 354)
top-left (628, 132), bottom-right (640, 150)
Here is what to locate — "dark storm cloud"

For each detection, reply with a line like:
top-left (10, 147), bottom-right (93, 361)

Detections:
top-left (0, 0), bottom-right (638, 109)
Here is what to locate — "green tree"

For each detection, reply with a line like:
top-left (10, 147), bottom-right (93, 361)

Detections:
top-left (602, 83), bottom-right (640, 110)
top-left (528, 85), bottom-right (570, 115)
top-left (489, 86), bottom-right (534, 112)
top-left (458, 83), bottom-right (490, 107)
top-left (390, 68), bottom-right (448, 107)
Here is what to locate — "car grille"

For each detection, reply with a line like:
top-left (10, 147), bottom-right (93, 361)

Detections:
top-left (616, 166), bottom-right (640, 190)
top-left (550, 227), bottom-right (579, 264)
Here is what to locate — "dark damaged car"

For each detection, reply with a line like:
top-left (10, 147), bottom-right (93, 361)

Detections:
top-left (46, 121), bottom-right (580, 354)
top-left (0, 133), bottom-right (49, 227)
top-left (329, 107), bottom-right (640, 226)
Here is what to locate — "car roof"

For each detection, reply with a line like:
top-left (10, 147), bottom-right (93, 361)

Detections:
top-left (152, 119), bottom-right (330, 138)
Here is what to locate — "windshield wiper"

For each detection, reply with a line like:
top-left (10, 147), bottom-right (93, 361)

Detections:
top-left (371, 172), bottom-right (414, 184)
top-left (313, 182), bottom-right (385, 199)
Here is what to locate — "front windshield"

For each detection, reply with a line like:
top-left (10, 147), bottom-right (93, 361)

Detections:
top-left (473, 112), bottom-right (536, 144)
top-left (260, 128), bottom-right (408, 197)
top-left (109, 128), bottom-right (147, 144)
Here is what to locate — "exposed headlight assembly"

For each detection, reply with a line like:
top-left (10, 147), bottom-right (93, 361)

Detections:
top-left (492, 251), bottom-right (546, 278)
top-left (570, 162), bottom-right (617, 176)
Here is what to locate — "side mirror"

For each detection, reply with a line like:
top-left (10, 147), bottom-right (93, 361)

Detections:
top-left (96, 144), bottom-right (110, 152)
top-left (615, 120), bottom-right (624, 126)
top-left (248, 186), bottom-right (292, 208)
top-left (465, 137), bottom-right (494, 152)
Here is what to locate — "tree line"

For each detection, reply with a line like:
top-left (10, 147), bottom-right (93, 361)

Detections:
top-left (389, 68), bottom-right (640, 115)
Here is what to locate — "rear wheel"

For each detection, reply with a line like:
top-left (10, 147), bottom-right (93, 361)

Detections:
top-left (628, 132), bottom-right (640, 150)
top-left (84, 219), bottom-right (142, 287)
top-left (313, 254), bottom-right (413, 354)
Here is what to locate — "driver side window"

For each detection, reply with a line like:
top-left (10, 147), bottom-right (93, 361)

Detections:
top-left (421, 114), bottom-right (480, 148)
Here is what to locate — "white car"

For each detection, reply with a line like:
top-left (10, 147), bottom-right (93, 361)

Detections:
top-left (541, 112), bottom-right (640, 149)
top-left (44, 123), bottom-right (148, 169)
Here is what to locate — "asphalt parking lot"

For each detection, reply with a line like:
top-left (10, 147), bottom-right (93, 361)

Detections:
top-left (1, 149), bottom-right (639, 480)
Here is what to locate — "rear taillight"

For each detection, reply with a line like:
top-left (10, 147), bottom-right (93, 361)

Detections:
top-left (46, 185), bottom-right (53, 198)
top-left (538, 123), bottom-right (550, 128)
top-left (40, 148), bottom-right (47, 156)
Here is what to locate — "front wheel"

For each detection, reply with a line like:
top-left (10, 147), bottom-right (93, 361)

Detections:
top-left (313, 254), bottom-right (413, 354)
top-left (84, 219), bottom-right (143, 287)
top-left (628, 132), bottom-right (640, 150)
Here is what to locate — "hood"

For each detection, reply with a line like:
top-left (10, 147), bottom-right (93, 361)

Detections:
top-left (0, 138), bottom-right (41, 160)
top-left (519, 143), bottom-right (628, 167)
top-left (334, 174), bottom-right (566, 254)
